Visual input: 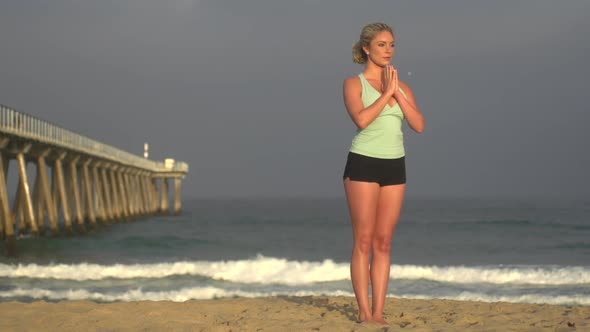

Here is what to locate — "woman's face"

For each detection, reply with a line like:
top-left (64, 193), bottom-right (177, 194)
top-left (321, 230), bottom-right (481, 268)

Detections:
top-left (364, 31), bottom-right (395, 67)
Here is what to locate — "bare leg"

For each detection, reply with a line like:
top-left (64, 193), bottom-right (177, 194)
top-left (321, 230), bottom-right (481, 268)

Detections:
top-left (371, 184), bottom-right (405, 324)
top-left (344, 178), bottom-right (380, 322)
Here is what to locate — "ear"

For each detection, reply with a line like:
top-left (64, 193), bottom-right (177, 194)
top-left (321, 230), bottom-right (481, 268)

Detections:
top-left (362, 46), bottom-right (369, 55)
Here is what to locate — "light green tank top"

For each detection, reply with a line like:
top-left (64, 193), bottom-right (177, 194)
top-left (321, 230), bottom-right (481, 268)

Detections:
top-left (349, 73), bottom-right (406, 159)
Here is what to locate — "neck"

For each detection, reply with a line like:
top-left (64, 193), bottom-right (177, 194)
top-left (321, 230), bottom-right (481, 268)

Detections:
top-left (363, 61), bottom-right (385, 79)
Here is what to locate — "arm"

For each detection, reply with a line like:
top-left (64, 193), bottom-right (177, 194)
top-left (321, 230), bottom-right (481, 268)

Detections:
top-left (394, 80), bottom-right (425, 133)
top-left (343, 76), bottom-right (393, 130)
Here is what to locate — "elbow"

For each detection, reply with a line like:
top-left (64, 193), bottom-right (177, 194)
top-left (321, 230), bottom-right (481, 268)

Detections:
top-left (413, 121), bottom-right (425, 134)
top-left (355, 119), bottom-right (370, 130)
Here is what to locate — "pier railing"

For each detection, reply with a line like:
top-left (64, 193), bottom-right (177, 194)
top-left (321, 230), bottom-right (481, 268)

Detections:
top-left (0, 103), bottom-right (189, 256)
top-left (0, 104), bottom-right (188, 174)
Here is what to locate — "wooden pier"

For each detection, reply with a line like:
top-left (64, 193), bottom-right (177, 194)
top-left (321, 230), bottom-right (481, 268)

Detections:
top-left (0, 104), bottom-right (189, 256)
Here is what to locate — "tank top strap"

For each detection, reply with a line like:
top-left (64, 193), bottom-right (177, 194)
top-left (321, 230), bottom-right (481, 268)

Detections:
top-left (398, 87), bottom-right (408, 99)
top-left (358, 73), bottom-right (371, 91)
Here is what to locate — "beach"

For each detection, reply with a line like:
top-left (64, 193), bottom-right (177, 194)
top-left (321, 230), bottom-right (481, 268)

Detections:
top-left (1, 198), bottom-right (589, 330)
top-left (0, 296), bottom-right (587, 331)
top-left (3, 0), bottom-right (590, 329)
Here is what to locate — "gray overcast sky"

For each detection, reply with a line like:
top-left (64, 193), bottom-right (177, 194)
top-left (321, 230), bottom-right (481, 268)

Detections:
top-left (1, 1), bottom-right (589, 199)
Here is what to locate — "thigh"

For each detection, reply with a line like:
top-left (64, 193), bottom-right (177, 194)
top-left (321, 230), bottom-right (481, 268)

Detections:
top-left (374, 184), bottom-right (406, 239)
top-left (344, 178), bottom-right (380, 237)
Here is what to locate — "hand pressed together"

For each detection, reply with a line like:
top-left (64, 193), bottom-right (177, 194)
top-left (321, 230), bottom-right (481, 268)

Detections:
top-left (381, 64), bottom-right (398, 96)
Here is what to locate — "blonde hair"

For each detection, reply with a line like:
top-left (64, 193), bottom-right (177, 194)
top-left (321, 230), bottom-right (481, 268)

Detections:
top-left (352, 22), bottom-right (394, 64)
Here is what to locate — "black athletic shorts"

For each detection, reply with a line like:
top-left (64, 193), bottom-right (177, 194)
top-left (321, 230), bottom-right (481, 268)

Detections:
top-left (342, 152), bottom-right (406, 186)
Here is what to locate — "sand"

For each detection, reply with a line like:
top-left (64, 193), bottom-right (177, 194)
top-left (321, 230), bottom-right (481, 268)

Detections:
top-left (0, 296), bottom-right (587, 331)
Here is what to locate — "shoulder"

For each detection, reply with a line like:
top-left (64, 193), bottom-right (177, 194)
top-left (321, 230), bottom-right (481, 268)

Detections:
top-left (343, 75), bottom-right (362, 91)
top-left (344, 75), bottom-right (361, 86)
top-left (397, 79), bottom-right (418, 103)
top-left (399, 79), bottom-right (416, 96)
top-left (398, 79), bottom-right (413, 92)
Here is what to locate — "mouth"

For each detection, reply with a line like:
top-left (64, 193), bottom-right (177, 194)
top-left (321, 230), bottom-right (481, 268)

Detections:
top-left (383, 57), bottom-right (391, 61)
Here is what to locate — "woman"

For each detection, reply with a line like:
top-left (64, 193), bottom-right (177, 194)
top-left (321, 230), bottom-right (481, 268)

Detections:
top-left (342, 22), bottom-right (425, 324)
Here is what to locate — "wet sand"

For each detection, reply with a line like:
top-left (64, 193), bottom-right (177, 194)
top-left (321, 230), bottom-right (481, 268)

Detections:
top-left (0, 296), bottom-right (587, 331)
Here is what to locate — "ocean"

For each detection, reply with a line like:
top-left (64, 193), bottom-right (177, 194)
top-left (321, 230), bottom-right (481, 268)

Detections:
top-left (1, 197), bottom-right (589, 305)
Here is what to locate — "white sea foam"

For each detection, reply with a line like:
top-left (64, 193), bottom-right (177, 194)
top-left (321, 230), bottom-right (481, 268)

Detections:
top-left (0, 287), bottom-right (354, 302)
top-left (0, 287), bottom-right (588, 306)
top-left (1, 255), bottom-right (589, 286)
top-left (392, 264), bottom-right (590, 285)
top-left (0, 256), bottom-right (349, 285)
top-left (398, 292), bottom-right (590, 306)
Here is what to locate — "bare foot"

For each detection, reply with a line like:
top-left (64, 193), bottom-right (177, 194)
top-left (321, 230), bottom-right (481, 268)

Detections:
top-left (371, 316), bottom-right (389, 325)
top-left (358, 312), bottom-right (372, 323)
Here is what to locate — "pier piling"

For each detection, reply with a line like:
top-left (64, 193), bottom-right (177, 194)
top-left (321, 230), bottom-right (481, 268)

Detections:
top-left (0, 104), bottom-right (188, 256)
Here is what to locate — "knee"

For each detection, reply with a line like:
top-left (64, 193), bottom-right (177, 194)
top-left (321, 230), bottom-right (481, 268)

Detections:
top-left (372, 235), bottom-right (392, 254)
top-left (354, 235), bottom-right (373, 255)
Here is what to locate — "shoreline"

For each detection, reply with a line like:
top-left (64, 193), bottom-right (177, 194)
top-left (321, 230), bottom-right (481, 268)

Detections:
top-left (0, 296), bottom-right (587, 331)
